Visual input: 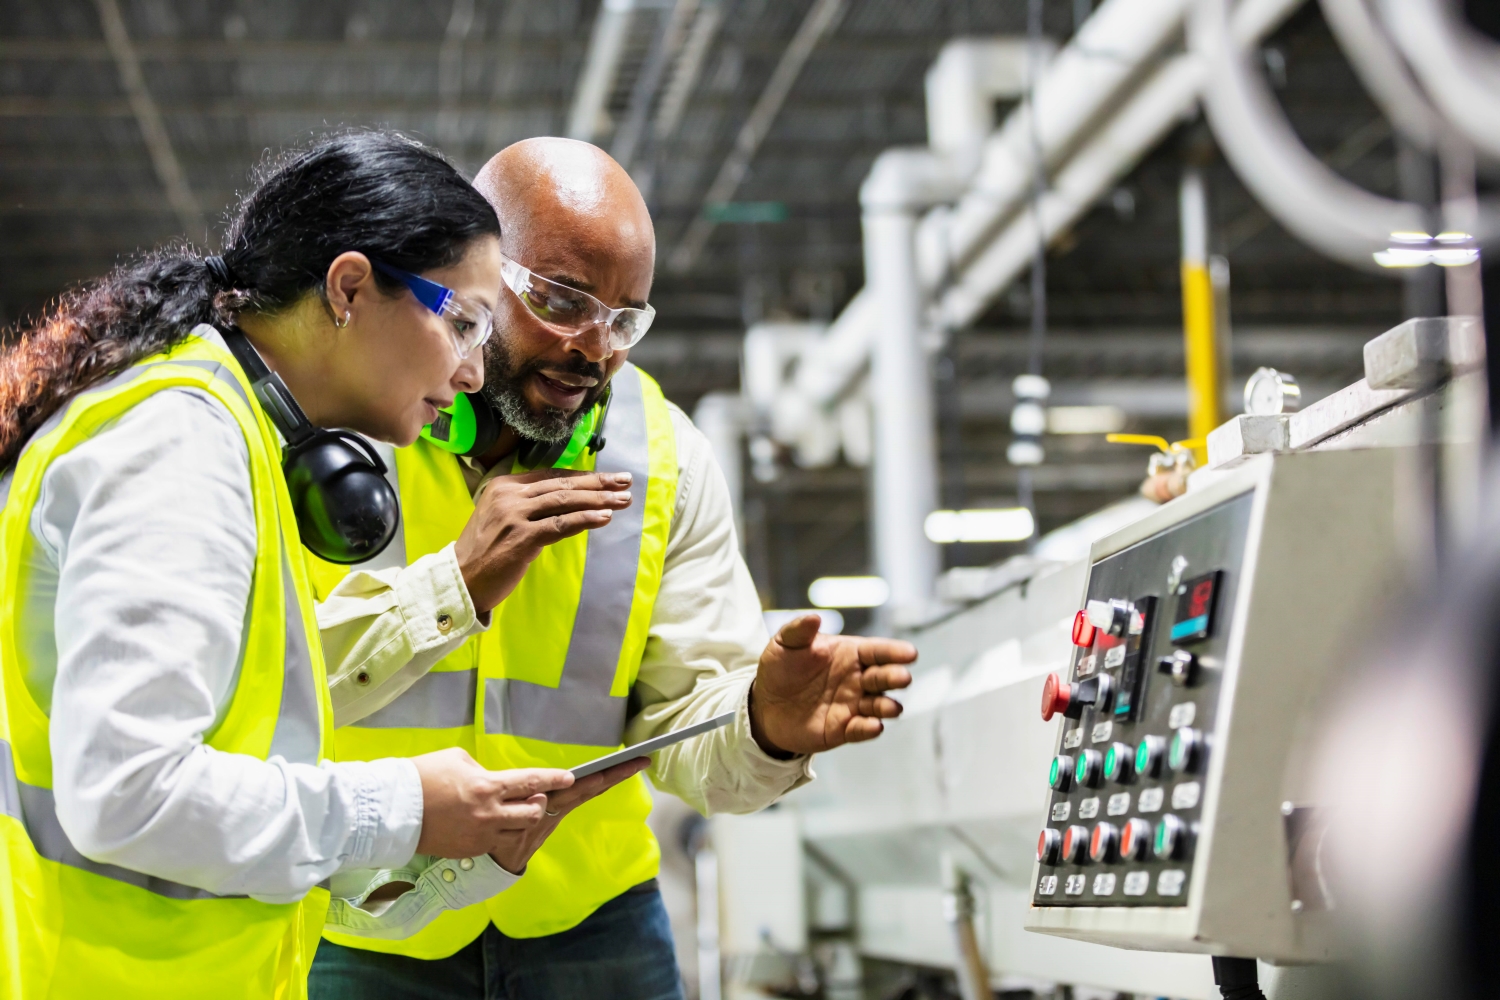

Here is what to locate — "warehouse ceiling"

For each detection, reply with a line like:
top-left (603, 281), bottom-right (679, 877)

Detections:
top-left (1, 0), bottom-right (1422, 617)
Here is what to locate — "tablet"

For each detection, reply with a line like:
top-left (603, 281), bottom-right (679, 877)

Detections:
top-left (571, 710), bottom-right (738, 778)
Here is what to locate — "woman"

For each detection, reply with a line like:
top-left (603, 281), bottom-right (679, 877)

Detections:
top-left (0, 132), bottom-right (643, 999)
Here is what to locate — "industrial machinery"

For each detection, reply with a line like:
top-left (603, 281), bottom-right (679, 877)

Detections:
top-left (1027, 447), bottom-right (1401, 960)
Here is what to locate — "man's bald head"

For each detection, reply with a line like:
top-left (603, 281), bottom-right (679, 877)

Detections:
top-left (473, 137), bottom-right (655, 292)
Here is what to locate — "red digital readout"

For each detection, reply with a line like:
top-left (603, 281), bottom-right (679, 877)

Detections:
top-left (1186, 577), bottom-right (1215, 618)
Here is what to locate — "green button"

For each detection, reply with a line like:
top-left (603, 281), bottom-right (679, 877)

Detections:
top-left (1155, 820), bottom-right (1169, 855)
top-left (1104, 745), bottom-right (1120, 780)
top-left (1169, 731), bottom-right (1186, 771)
top-left (1136, 740), bottom-right (1151, 773)
top-left (1049, 757), bottom-right (1060, 786)
top-left (1075, 755), bottom-right (1089, 783)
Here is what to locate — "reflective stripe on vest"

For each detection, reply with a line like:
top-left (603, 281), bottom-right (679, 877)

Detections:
top-left (353, 668), bottom-right (477, 729)
top-left (482, 363), bottom-right (652, 748)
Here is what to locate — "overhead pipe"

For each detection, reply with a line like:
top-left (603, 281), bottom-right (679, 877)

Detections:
top-left (1317, 0), bottom-right (1442, 153)
top-left (567, 0), bottom-right (635, 142)
top-left (1190, 0), bottom-right (1424, 269)
top-left (935, 0), bottom-right (1310, 330)
top-left (1376, 0), bottom-right (1500, 164)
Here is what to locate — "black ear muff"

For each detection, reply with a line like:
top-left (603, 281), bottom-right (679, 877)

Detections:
top-left (222, 330), bottom-right (400, 564)
top-left (283, 430), bottom-right (400, 564)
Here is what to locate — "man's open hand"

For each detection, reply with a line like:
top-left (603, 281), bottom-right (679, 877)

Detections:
top-left (455, 468), bottom-right (633, 612)
top-left (748, 615), bottom-right (916, 757)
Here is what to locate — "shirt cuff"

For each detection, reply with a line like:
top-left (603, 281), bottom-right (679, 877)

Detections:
top-left (732, 675), bottom-right (818, 785)
top-left (394, 543), bottom-right (486, 650)
top-left (334, 757), bottom-right (424, 871)
top-left (326, 853), bottom-right (521, 940)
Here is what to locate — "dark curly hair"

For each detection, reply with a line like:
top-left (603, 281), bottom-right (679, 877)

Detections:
top-left (0, 130), bottom-right (500, 468)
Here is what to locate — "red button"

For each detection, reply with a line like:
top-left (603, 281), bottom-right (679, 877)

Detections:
top-left (1041, 674), bottom-right (1071, 721)
top-left (1071, 610), bottom-right (1097, 647)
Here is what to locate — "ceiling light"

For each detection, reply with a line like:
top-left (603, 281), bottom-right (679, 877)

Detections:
top-left (923, 507), bottom-right (1036, 544)
top-left (1375, 231), bottom-right (1479, 268)
top-left (763, 609), bottom-right (844, 635)
top-left (1046, 405), bottom-right (1127, 435)
top-left (808, 576), bottom-right (890, 608)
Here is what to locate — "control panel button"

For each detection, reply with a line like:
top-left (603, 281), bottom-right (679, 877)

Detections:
top-left (1074, 749), bottom-right (1104, 789)
top-left (1158, 649), bottom-right (1199, 687)
top-left (1061, 825), bottom-right (1089, 864)
top-left (1071, 610), bottom-right (1097, 648)
top-left (1041, 673), bottom-right (1113, 722)
top-left (1154, 813), bottom-right (1187, 860)
top-left (1135, 736), bottom-right (1165, 778)
top-left (1048, 755), bottom-right (1074, 791)
top-left (1088, 822), bottom-right (1119, 864)
top-left (1086, 599), bottom-right (1133, 637)
top-left (1119, 817), bottom-right (1151, 861)
top-left (1103, 742), bottom-right (1135, 784)
top-left (1037, 828), bottom-right (1062, 865)
top-left (1169, 727), bottom-right (1203, 773)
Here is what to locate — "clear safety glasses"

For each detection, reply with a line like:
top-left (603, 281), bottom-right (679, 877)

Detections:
top-left (499, 254), bottom-right (656, 351)
top-left (371, 259), bottom-right (494, 359)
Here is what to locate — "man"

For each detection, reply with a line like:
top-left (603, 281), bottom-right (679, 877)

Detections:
top-left (305, 137), bottom-right (916, 999)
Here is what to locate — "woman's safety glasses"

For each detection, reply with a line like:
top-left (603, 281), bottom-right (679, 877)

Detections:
top-left (499, 254), bottom-right (656, 351)
top-left (371, 260), bottom-right (494, 359)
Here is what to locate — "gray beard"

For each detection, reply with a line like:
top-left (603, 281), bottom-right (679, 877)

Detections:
top-left (481, 336), bottom-right (604, 444)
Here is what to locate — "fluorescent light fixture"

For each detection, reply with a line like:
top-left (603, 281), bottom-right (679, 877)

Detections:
top-left (924, 507), bottom-right (1036, 544)
top-left (1375, 231), bottom-right (1479, 268)
top-left (808, 576), bottom-right (890, 608)
top-left (763, 609), bottom-right (844, 635)
top-left (1046, 405), bottom-right (1127, 435)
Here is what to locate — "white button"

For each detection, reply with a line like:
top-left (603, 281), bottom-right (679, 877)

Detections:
top-left (1171, 781), bottom-right (1201, 810)
top-left (1107, 792), bottom-right (1131, 816)
top-left (1157, 869), bottom-right (1186, 896)
top-left (1123, 871), bottom-right (1150, 896)
top-left (459, 857), bottom-right (474, 871)
top-left (1168, 702), bottom-right (1197, 729)
top-left (441, 867), bottom-right (456, 883)
top-left (1051, 800), bottom-right (1072, 822)
top-left (1090, 720), bottom-right (1113, 744)
top-left (436, 614), bottom-right (454, 633)
top-left (1078, 797), bottom-right (1100, 820)
top-left (1092, 873), bottom-right (1117, 897)
top-left (1137, 787), bottom-right (1164, 813)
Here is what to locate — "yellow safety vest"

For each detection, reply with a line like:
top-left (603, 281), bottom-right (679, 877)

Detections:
top-left (0, 330), bottom-right (336, 999)
top-left (311, 362), bottom-right (678, 958)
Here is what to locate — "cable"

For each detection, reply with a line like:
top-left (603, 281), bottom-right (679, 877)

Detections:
top-left (1211, 956), bottom-right (1267, 1000)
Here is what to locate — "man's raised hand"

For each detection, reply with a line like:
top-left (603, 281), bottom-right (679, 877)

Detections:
top-left (747, 615), bottom-right (916, 757)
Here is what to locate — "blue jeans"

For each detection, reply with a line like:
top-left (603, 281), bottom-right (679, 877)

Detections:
top-left (308, 885), bottom-right (685, 1000)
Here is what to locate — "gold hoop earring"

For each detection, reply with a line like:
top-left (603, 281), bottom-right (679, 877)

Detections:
top-left (334, 310), bottom-right (351, 329)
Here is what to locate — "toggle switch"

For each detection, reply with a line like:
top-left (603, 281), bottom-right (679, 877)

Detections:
top-left (1041, 673), bottom-right (1114, 721)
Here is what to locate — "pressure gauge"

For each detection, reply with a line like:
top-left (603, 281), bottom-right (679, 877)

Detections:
top-left (1243, 367), bottom-right (1301, 416)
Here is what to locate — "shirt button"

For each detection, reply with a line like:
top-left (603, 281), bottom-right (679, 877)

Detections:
top-left (459, 857), bottom-right (474, 871)
top-left (436, 614), bottom-right (454, 633)
top-left (355, 671), bottom-right (371, 686)
top-left (441, 867), bottom-right (456, 883)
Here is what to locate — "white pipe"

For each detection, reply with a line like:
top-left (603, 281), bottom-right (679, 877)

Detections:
top-left (1376, 0), bottom-right (1500, 164)
top-left (939, 0), bottom-right (1191, 276)
top-left (692, 391), bottom-right (746, 548)
top-left (862, 198), bottom-right (941, 618)
top-left (1318, 0), bottom-right (1440, 152)
top-left (567, 0), bottom-right (634, 142)
top-left (1192, 0), bottom-right (1424, 269)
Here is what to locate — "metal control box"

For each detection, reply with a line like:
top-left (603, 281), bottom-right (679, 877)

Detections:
top-left (1025, 448), bottom-right (1404, 960)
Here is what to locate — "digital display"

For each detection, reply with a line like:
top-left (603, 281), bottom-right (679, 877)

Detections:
top-left (1170, 570), bottom-right (1221, 643)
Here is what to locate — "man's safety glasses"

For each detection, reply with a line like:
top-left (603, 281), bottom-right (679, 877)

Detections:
top-left (371, 260), bottom-right (494, 359)
top-left (500, 254), bottom-right (656, 351)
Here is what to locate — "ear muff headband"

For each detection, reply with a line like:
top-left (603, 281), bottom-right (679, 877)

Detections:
top-left (222, 331), bottom-right (400, 564)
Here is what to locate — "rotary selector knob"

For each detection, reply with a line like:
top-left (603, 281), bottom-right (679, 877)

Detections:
top-left (1135, 735), bottom-right (1166, 778)
top-left (1103, 742), bottom-right (1135, 784)
top-left (1074, 749), bottom-right (1104, 789)
top-left (1169, 727), bottom-right (1204, 773)
top-left (1048, 755), bottom-right (1074, 791)
top-left (1119, 817), bottom-right (1151, 861)
top-left (1061, 825), bottom-right (1089, 864)
top-left (1089, 822), bottom-right (1120, 864)
top-left (1158, 649), bottom-right (1199, 687)
top-left (1154, 813), bottom-right (1187, 860)
top-left (1037, 828), bottom-right (1062, 865)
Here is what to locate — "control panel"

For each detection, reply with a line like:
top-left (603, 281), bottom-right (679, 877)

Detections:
top-left (1032, 490), bottom-right (1252, 909)
top-left (1025, 448), bottom-right (1404, 960)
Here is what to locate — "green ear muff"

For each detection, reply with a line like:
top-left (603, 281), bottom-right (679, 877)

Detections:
top-left (420, 385), bottom-right (611, 467)
top-left (420, 392), bottom-right (500, 457)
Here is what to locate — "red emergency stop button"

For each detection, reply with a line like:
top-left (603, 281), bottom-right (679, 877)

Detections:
top-left (1071, 610), bottom-right (1097, 647)
top-left (1041, 674), bottom-right (1071, 721)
